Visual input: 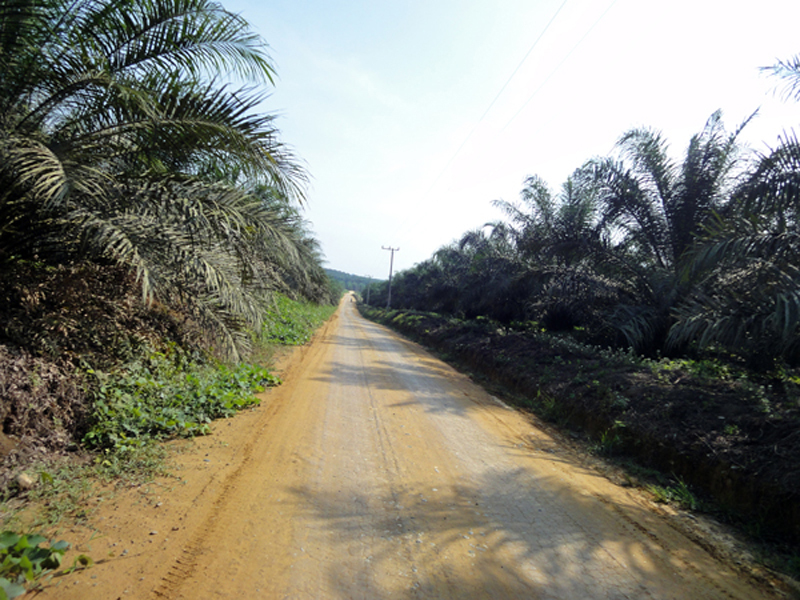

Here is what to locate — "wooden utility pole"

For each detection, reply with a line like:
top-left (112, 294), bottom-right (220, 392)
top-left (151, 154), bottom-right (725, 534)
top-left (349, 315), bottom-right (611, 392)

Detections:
top-left (382, 246), bottom-right (399, 308)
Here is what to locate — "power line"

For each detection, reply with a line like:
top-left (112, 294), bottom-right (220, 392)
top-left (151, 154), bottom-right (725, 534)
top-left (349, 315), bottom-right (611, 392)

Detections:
top-left (502, 0), bottom-right (620, 131)
top-left (393, 0), bottom-right (618, 261)
top-left (423, 0), bottom-right (569, 195)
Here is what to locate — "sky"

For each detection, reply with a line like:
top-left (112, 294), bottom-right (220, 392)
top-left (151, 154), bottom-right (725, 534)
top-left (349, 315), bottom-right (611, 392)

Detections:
top-left (223, 0), bottom-right (800, 279)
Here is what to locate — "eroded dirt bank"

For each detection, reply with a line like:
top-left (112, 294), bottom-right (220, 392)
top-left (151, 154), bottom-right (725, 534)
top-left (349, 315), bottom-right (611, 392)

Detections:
top-left (38, 296), bottom-right (775, 598)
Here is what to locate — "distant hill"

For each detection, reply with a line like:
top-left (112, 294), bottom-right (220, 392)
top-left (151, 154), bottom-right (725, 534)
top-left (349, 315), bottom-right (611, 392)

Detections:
top-left (325, 269), bottom-right (380, 293)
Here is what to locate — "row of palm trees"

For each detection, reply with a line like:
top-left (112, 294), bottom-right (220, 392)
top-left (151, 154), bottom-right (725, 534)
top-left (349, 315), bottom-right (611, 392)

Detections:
top-left (0, 0), bottom-right (336, 359)
top-left (370, 60), bottom-right (800, 369)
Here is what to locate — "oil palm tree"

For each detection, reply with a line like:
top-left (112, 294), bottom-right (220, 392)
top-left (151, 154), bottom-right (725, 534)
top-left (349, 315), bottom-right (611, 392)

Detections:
top-left (492, 173), bottom-right (624, 334)
top-left (665, 54), bottom-right (800, 367)
top-left (494, 174), bottom-right (603, 263)
top-left (583, 111), bottom-right (749, 271)
top-left (0, 0), bottom-right (311, 358)
top-left (576, 111), bottom-right (750, 352)
top-left (668, 132), bottom-right (800, 367)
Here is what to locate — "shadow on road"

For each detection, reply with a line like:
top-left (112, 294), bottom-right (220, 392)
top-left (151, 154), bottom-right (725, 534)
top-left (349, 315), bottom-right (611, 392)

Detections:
top-left (284, 462), bottom-right (737, 600)
top-left (283, 302), bottom-right (758, 598)
top-left (311, 355), bottom-right (483, 418)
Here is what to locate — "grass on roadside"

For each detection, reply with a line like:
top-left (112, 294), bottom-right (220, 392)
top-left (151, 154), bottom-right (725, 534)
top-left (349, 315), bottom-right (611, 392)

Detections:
top-left (1, 443), bottom-right (171, 532)
top-left (82, 354), bottom-right (278, 453)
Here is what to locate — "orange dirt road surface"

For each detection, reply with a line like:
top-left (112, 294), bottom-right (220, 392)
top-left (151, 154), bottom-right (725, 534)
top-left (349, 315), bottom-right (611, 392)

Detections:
top-left (40, 294), bottom-right (774, 599)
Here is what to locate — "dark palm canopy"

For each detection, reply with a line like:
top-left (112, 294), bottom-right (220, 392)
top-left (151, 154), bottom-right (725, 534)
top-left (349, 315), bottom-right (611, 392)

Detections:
top-left (371, 98), bottom-right (800, 369)
top-left (564, 111), bottom-right (751, 352)
top-left (667, 132), bottom-right (800, 366)
top-left (0, 0), bottom-right (331, 359)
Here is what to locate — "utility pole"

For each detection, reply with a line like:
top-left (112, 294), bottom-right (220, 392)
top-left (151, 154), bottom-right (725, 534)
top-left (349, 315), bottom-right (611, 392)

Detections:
top-left (365, 275), bottom-right (372, 305)
top-left (382, 246), bottom-right (399, 309)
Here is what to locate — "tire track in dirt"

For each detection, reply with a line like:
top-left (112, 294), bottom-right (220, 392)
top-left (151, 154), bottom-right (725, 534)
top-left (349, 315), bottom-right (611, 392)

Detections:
top-left (147, 311), bottom-right (343, 599)
top-left (148, 377), bottom-right (294, 599)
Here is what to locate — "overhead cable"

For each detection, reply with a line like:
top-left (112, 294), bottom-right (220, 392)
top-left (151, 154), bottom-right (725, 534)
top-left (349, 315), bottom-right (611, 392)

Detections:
top-left (503, 0), bottom-right (620, 130)
top-left (424, 0), bottom-right (570, 195)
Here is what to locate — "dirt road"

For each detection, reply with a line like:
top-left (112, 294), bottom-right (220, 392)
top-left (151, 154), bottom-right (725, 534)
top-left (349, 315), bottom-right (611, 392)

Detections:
top-left (43, 295), bottom-right (773, 599)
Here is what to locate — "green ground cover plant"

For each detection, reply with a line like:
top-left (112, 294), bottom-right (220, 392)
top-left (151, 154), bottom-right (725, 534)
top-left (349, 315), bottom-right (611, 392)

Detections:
top-left (80, 293), bottom-right (340, 456)
top-left (647, 479), bottom-right (701, 511)
top-left (0, 531), bottom-right (91, 599)
top-left (82, 352), bottom-right (279, 452)
top-left (260, 294), bottom-right (338, 346)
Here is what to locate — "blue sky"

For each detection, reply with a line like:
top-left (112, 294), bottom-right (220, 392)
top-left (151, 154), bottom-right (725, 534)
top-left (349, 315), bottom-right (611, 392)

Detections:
top-left (224, 0), bottom-right (800, 278)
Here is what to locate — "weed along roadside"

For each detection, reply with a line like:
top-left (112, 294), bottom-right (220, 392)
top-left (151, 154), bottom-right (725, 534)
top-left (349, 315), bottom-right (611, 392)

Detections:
top-left (358, 305), bottom-right (800, 570)
top-left (0, 294), bottom-right (340, 598)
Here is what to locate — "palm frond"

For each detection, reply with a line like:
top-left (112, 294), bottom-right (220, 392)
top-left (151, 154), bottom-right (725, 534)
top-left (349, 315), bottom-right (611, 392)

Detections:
top-left (762, 54), bottom-right (800, 103)
top-left (669, 261), bottom-right (800, 363)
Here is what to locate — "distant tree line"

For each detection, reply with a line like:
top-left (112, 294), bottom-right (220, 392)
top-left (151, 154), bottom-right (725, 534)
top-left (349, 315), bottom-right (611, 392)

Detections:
top-left (326, 269), bottom-right (378, 293)
top-left (369, 56), bottom-right (800, 371)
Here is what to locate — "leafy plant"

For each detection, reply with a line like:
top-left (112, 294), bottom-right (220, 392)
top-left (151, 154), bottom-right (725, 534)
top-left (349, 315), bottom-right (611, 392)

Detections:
top-left (0, 531), bottom-right (89, 598)
top-left (647, 478), bottom-right (700, 511)
top-left (590, 423), bottom-right (626, 456)
top-left (260, 294), bottom-right (337, 346)
top-left (723, 423), bottom-right (741, 436)
top-left (537, 391), bottom-right (565, 423)
top-left (83, 351), bottom-right (279, 452)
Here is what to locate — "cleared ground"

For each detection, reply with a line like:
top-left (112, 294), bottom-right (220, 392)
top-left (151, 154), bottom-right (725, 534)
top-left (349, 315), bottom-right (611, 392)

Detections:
top-left (40, 294), bottom-right (773, 599)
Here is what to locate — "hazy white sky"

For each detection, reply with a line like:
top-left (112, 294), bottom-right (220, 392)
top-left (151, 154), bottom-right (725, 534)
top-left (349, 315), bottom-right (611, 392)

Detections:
top-left (224, 0), bottom-right (799, 278)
